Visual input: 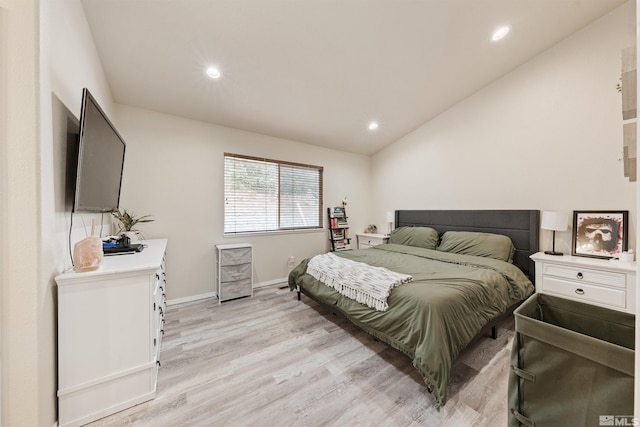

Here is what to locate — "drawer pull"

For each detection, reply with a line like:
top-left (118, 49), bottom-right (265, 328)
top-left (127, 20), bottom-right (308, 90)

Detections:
top-left (576, 272), bottom-right (583, 279)
top-left (575, 288), bottom-right (585, 295)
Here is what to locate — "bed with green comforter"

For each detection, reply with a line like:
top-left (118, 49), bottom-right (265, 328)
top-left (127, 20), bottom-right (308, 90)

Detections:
top-left (288, 243), bottom-right (534, 408)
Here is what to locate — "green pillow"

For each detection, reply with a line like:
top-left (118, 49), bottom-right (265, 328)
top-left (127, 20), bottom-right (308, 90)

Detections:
top-left (388, 226), bottom-right (439, 250)
top-left (437, 231), bottom-right (515, 262)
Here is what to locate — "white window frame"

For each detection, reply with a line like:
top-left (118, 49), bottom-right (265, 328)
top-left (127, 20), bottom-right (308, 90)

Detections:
top-left (224, 153), bottom-right (324, 235)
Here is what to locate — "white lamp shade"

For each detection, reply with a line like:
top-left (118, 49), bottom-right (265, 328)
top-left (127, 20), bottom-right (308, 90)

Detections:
top-left (541, 211), bottom-right (569, 232)
top-left (386, 211), bottom-right (394, 223)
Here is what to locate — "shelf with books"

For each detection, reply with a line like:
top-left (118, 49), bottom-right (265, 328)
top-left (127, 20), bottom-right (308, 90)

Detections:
top-left (327, 206), bottom-right (351, 251)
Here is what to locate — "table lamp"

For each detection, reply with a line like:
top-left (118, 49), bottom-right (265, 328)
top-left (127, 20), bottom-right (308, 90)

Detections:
top-left (386, 211), bottom-right (394, 236)
top-left (541, 211), bottom-right (569, 256)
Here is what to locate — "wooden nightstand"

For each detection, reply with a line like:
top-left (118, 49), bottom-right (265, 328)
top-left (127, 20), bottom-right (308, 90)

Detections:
top-left (356, 233), bottom-right (389, 249)
top-left (530, 252), bottom-right (636, 313)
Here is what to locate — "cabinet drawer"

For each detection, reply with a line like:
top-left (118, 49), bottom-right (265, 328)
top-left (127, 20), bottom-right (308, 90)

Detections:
top-left (543, 277), bottom-right (625, 309)
top-left (220, 263), bottom-right (251, 282)
top-left (543, 264), bottom-right (626, 289)
top-left (363, 238), bottom-right (383, 246)
top-left (219, 279), bottom-right (252, 301)
top-left (219, 247), bottom-right (252, 265)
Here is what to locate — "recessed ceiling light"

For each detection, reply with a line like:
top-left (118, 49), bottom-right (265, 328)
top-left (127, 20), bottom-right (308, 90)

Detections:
top-left (206, 67), bottom-right (222, 79)
top-left (491, 25), bottom-right (510, 42)
top-left (368, 121), bottom-right (379, 131)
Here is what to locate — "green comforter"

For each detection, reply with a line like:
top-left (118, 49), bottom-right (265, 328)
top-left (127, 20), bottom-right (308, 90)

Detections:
top-left (288, 243), bottom-right (534, 408)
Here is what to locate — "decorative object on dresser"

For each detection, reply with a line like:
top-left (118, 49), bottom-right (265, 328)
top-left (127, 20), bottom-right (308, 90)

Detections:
top-left (216, 243), bottom-right (253, 302)
top-left (540, 210), bottom-right (569, 256)
top-left (327, 206), bottom-right (351, 251)
top-left (356, 233), bottom-right (389, 249)
top-left (620, 250), bottom-right (635, 263)
top-left (55, 238), bottom-right (168, 427)
top-left (111, 208), bottom-right (154, 242)
top-left (531, 251), bottom-right (636, 313)
top-left (73, 218), bottom-right (103, 272)
top-left (571, 210), bottom-right (628, 259)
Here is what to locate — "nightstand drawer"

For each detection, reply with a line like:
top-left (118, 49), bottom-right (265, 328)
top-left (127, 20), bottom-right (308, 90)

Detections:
top-left (219, 247), bottom-right (252, 265)
top-left (219, 279), bottom-right (252, 301)
top-left (543, 277), bottom-right (626, 309)
top-left (362, 237), bottom-right (383, 245)
top-left (543, 264), bottom-right (626, 289)
top-left (220, 263), bottom-right (251, 282)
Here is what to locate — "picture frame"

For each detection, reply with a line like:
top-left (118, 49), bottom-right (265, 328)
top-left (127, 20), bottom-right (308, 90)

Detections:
top-left (572, 210), bottom-right (628, 259)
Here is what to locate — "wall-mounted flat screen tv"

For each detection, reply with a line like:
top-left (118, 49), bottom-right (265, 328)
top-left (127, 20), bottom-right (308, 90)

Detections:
top-left (73, 88), bottom-right (126, 212)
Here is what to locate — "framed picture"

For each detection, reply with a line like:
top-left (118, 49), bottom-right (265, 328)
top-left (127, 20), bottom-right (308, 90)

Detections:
top-left (572, 211), bottom-right (628, 259)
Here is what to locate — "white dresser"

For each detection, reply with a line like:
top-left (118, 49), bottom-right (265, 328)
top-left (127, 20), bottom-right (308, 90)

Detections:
top-left (531, 252), bottom-right (636, 313)
top-left (356, 233), bottom-right (389, 249)
top-left (216, 243), bottom-right (253, 302)
top-left (55, 239), bottom-right (167, 427)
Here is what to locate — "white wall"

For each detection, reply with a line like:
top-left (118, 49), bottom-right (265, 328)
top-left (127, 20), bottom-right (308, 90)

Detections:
top-left (44, 0), bottom-right (116, 250)
top-left (371, 1), bottom-right (637, 255)
top-left (113, 105), bottom-right (371, 301)
top-left (0, 0), bottom-right (43, 425)
top-left (0, 0), bottom-right (118, 425)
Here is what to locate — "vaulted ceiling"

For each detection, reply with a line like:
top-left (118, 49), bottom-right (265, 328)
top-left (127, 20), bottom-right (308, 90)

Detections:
top-left (81, 0), bottom-right (629, 155)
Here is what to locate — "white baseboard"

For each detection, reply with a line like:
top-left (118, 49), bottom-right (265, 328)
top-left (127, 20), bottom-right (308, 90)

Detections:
top-left (254, 278), bottom-right (288, 288)
top-left (165, 278), bottom-right (288, 306)
top-left (165, 292), bottom-right (217, 306)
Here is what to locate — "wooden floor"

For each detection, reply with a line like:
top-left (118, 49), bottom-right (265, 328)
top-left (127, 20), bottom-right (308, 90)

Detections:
top-left (88, 285), bottom-right (515, 427)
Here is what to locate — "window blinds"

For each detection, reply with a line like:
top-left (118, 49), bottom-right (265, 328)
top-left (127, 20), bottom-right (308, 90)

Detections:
top-left (224, 153), bottom-right (323, 234)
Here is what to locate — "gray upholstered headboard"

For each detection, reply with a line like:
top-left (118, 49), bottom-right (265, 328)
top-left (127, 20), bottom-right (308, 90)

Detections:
top-left (395, 210), bottom-right (540, 283)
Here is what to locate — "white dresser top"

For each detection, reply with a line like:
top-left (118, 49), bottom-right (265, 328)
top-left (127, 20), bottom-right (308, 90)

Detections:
top-left (56, 238), bottom-right (168, 285)
top-left (530, 251), bottom-right (636, 274)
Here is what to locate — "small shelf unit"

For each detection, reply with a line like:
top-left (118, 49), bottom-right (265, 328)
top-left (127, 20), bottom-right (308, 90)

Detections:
top-left (327, 206), bottom-right (351, 251)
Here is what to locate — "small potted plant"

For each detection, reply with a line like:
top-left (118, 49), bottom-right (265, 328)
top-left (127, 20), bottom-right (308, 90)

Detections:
top-left (111, 209), bottom-right (154, 242)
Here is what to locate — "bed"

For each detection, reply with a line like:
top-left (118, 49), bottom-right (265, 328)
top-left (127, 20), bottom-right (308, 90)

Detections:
top-left (288, 209), bottom-right (539, 408)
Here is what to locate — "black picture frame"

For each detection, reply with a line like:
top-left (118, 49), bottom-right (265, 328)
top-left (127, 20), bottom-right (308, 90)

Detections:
top-left (572, 210), bottom-right (628, 259)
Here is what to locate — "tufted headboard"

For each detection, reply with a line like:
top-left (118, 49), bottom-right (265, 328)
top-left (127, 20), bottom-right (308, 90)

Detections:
top-left (395, 210), bottom-right (540, 283)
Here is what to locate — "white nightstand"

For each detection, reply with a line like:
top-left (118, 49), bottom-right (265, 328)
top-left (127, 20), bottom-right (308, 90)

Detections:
top-left (530, 252), bottom-right (636, 313)
top-left (356, 233), bottom-right (390, 249)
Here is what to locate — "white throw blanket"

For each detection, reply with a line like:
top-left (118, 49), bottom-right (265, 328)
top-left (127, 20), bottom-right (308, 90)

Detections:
top-left (307, 253), bottom-right (413, 311)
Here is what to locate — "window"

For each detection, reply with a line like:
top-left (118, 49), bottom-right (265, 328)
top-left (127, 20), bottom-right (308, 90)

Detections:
top-left (224, 153), bottom-right (323, 234)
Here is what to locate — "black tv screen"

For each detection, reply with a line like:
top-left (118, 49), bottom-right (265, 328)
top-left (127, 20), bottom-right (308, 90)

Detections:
top-left (73, 88), bottom-right (126, 212)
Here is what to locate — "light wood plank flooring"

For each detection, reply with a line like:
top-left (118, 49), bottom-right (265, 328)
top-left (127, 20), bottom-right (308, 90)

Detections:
top-left (87, 285), bottom-right (514, 427)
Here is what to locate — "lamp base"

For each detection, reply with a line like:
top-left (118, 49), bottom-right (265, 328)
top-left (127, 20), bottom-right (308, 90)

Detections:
top-left (544, 250), bottom-right (564, 256)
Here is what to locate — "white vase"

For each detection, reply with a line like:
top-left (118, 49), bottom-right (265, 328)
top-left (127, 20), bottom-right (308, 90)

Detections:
top-left (124, 230), bottom-right (140, 242)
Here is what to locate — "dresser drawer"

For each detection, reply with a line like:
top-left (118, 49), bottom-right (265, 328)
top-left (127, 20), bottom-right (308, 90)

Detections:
top-left (219, 247), bottom-right (252, 265)
top-left (543, 277), bottom-right (626, 309)
top-left (543, 264), bottom-right (626, 289)
top-left (219, 263), bottom-right (251, 282)
top-left (219, 278), bottom-right (252, 301)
